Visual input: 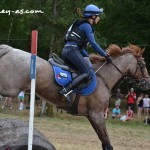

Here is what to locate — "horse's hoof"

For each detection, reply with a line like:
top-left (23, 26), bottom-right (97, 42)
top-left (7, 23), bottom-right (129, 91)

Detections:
top-left (67, 108), bottom-right (78, 115)
top-left (103, 146), bottom-right (113, 150)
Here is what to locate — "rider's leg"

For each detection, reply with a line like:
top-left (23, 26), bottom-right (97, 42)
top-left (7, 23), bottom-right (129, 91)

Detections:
top-left (60, 45), bottom-right (92, 99)
top-left (59, 73), bottom-right (88, 96)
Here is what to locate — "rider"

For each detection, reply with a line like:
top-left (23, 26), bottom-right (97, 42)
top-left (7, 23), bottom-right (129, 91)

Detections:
top-left (59, 4), bottom-right (112, 100)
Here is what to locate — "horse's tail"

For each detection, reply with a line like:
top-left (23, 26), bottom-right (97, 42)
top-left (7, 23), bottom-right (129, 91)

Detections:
top-left (0, 44), bottom-right (13, 57)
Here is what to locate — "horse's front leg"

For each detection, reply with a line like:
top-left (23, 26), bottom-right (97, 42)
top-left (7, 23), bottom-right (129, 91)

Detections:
top-left (87, 111), bottom-right (113, 150)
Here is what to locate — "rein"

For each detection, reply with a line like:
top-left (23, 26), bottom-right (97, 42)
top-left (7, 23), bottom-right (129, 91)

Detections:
top-left (95, 62), bottom-right (110, 90)
top-left (94, 62), bottom-right (107, 74)
top-left (95, 61), bottom-right (126, 91)
top-left (111, 62), bottom-right (125, 77)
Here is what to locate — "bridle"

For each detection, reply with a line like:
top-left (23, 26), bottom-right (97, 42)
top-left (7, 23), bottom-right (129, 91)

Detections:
top-left (134, 57), bottom-right (146, 78)
top-left (95, 55), bottom-right (148, 90)
top-left (134, 56), bottom-right (148, 85)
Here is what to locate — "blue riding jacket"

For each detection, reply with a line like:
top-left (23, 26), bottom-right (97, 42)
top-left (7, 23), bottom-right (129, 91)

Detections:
top-left (66, 21), bottom-right (107, 57)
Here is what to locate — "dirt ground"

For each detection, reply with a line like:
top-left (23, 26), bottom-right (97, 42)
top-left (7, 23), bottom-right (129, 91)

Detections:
top-left (34, 114), bottom-right (150, 150)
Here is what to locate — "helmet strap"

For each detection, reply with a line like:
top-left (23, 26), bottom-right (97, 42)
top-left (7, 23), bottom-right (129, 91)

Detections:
top-left (91, 16), bottom-right (97, 24)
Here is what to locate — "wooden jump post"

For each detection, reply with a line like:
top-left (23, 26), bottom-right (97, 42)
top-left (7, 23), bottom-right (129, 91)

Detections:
top-left (28, 30), bottom-right (38, 150)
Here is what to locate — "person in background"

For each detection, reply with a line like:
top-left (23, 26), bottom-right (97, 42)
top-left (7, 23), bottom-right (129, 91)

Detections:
top-left (120, 106), bottom-right (133, 122)
top-left (136, 93), bottom-right (143, 117)
top-left (18, 91), bottom-right (25, 110)
top-left (143, 94), bottom-right (150, 125)
top-left (2, 97), bottom-right (12, 109)
top-left (19, 100), bottom-right (24, 110)
top-left (0, 95), bottom-right (3, 101)
top-left (112, 105), bottom-right (121, 119)
top-left (125, 88), bottom-right (136, 111)
top-left (18, 91), bottom-right (25, 102)
top-left (114, 88), bottom-right (124, 107)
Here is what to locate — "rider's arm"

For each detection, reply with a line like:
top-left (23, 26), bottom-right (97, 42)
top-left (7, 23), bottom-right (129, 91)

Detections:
top-left (79, 23), bottom-right (107, 57)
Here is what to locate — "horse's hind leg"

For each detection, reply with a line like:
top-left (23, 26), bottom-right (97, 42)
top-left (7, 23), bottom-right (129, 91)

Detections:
top-left (87, 112), bottom-right (113, 150)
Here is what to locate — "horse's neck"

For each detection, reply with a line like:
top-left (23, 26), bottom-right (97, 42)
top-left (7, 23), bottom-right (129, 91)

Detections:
top-left (97, 54), bottom-right (137, 91)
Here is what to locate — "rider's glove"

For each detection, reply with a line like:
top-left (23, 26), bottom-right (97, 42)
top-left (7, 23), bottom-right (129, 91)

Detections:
top-left (105, 54), bottom-right (112, 63)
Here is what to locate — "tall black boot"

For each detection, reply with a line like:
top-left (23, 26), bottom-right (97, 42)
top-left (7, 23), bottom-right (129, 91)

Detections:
top-left (59, 73), bottom-right (88, 101)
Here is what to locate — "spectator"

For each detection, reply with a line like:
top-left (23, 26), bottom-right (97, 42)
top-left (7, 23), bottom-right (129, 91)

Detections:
top-left (18, 91), bottom-right (25, 109)
top-left (114, 88), bottom-right (124, 107)
top-left (125, 88), bottom-right (136, 111)
top-left (112, 105), bottom-right (121, 119)
top-left (120, 106), bottom-right (133, 122)
top-left (19, 100), bottom-right (24, 110)
top-left (0, 95), bottom-right (3, 101)
top-left (2, 97), bottom-right (12, 109)
top-left (137, 93), bottom-right (143, 117)
top-left (143, 94), bottom-right (150, 125)
top-left (18, 91), bottom-right (25, 102)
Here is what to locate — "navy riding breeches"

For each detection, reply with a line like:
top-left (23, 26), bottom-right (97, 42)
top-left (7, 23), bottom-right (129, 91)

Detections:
top-left (62, 45), bottom-right (92, 80)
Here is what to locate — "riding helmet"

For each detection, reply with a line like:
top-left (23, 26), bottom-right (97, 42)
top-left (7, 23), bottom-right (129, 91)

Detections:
top-left (83, 4), bottom-right (103, 17)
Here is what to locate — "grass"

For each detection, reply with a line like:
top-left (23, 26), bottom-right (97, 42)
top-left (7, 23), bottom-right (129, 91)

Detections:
top-left (0, 99), bottom-right (150, 150)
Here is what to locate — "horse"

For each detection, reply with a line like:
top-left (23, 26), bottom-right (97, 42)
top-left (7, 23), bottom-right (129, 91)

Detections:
top-left (0, 43), bottom-right (150, 150)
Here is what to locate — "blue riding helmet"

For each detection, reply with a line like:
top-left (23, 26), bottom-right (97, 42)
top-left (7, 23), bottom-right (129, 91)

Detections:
top-left (83, 4), bottom-right (103, 17)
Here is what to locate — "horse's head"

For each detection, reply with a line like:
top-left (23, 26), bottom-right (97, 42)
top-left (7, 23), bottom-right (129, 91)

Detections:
top-left (89, 43), bottom-right (150, 90)
top-left (123, 43), bottom-right (150, 90)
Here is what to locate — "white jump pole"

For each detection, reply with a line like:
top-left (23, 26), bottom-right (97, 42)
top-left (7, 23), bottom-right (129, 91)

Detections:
top-left (28, 30), bottom-right (38, 150)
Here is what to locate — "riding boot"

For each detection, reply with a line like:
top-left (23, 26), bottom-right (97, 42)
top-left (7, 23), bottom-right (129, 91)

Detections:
top-left (59, 73), bottom-right (88, 102)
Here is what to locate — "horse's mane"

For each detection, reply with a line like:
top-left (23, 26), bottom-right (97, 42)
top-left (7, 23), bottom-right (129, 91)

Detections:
top-left (89, 43), bottom-right (145, 64)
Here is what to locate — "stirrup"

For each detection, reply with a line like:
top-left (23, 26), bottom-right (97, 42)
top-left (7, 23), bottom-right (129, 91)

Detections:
top-left (59, 88), bottom-right (73, 102)
top-left (64, 90), bottom-right (73, 97)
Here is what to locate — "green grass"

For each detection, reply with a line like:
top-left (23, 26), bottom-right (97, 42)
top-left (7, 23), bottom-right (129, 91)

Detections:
top-left (0, 99), bottom-right (150, 150)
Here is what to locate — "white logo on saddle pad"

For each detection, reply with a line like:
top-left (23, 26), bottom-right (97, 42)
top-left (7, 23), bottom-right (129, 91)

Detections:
top-left (60, 72), bottom-right (68, 78)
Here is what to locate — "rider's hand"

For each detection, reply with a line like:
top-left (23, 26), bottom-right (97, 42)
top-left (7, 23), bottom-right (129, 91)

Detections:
top-left (105, 54), bottom-right (112, 63)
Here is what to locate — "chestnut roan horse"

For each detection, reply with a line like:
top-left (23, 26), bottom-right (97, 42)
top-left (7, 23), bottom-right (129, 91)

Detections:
top-left (0, 44), bottom-right (150, 150)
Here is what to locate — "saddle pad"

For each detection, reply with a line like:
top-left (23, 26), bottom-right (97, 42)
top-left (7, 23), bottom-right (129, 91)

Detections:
top-left (52, 66), bottom-right (97, 96)
top-left (80, 72), bottom-right (97, 96)
top-left (52, 66), bottom-right (72, 87)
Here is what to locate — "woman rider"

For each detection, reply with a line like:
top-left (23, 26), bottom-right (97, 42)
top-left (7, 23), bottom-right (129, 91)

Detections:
top-left (59, 4), bottom-right (112, 101)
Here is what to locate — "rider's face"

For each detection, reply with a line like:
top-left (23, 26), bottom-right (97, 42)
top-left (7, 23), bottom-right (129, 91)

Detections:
top-left (93, 16), bottom-right (100, 24)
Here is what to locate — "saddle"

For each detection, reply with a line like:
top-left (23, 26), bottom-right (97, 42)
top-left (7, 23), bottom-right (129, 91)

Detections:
top-left (49, 53), bottom-right (78, 79)
top-left (48, 53), bottom-right (97, 96)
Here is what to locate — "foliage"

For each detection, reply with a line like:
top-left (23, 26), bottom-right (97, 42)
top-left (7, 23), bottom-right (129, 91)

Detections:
top-left (46, 103), bottom-right (54, 117)
top-left (0, 0), bottom-right (150, 69)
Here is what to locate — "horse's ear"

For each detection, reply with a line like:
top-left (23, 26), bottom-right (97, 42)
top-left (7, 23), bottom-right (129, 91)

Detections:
top-left (141, 48), bottom-right (145, 55)
top-left (128, 43), bottom-right (133, 53)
